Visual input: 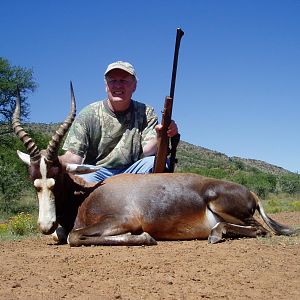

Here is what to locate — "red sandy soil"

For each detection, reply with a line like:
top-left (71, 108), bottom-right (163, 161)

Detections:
top-left (0, 212), bottom-right (299, 300)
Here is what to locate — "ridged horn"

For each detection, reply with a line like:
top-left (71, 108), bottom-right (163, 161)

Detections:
top-left (12, 87), bottom-right (40, 161)
top-left (46, 81), bottom-right (76, 161)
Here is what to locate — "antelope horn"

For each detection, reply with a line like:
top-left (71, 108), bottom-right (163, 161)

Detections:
top-left (12, 87), bottom-right (40, 160)
top-left (46, 81), bottom-right (76, 161)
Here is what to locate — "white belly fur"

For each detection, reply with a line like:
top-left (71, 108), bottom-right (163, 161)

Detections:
top-left (205, 207), bottom-right (221, 229)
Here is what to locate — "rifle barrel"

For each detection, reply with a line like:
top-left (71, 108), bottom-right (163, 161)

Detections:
top-left (170, 28), bottom-right (184, 99)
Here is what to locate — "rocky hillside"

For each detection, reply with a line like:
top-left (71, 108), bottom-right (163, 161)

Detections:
top-left (176, 141), bottom-right (291, 175)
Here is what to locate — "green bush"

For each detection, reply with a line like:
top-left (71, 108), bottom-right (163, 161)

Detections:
top-left (263, 194), bottom-right (300, 213)
top-left (183, 167), bottom-right (229, 180)
top-left (8, 212), bottom-right (37, 236)
top-left (0, 132), bottom-right (36, 214)
top-left (231, 171), bottom-right (277, 198)
top-left (278, 174), bottom-right (300, 194)
top-left (180, 165), bottom-right (300, 200)
top-left (291, 201), bottom-right (300, 211)
top-left (0, 222), bottom-right (8, 235)
top-left (0, 161), bottom-right (26, 213)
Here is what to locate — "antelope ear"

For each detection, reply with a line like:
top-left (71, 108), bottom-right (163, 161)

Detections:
top-left (65, 163), bottom-right (101, 174)
top-left (17, 150), bottom-right (31, 165)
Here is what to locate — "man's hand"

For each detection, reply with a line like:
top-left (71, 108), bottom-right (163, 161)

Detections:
top-left (59, 151), bottom-right (83, 165)
top-left (155, 120), bottom-right (178, 138)
top-left (143, 120), bottom-right (179, 157)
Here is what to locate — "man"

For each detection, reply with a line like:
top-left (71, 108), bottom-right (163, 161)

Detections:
top-left (60, 61), bottom-right (178, 182)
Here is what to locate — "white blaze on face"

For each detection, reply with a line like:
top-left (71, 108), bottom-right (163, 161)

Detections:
top-left (34, 156), bottom-right (56, 233)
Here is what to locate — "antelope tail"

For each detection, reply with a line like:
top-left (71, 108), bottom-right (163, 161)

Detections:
top-left (251, 192), bottom-right (296, 236)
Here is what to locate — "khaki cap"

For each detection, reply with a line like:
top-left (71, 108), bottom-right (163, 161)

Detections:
top-left (104, 61), bottom-right (136, 77)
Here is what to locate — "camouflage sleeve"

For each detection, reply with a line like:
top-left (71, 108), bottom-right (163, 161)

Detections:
top-left (62, 105), bottom-right (93, 158)
top-left (141, 105), bottom-right (158, 147)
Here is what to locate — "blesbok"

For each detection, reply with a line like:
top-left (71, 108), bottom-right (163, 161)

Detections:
top-left (13, 83), bottom-right (295, 246)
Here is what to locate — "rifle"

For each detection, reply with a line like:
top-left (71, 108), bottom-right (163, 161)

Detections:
top-left (153, 28), bottom-right (184, 173)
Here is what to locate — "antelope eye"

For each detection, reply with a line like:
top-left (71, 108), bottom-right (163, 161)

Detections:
top-left (35, 186), bottom-right (42, 193)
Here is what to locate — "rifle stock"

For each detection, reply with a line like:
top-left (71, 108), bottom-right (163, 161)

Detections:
top-left (153, 28), bottom-right (184, 173)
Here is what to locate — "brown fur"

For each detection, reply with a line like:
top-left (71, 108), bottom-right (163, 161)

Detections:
top-left (65, 173), bottom-right (295, 246)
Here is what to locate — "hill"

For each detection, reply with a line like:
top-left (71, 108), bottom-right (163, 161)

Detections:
top-left (176, 141), bottom-right (291, 175)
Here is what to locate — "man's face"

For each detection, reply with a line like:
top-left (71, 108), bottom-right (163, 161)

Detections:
top-left (105, 69), bottom-right (137, 112)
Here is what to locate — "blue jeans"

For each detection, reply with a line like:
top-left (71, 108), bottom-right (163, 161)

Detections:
top-left (79, 156), bottom-right (156, 182)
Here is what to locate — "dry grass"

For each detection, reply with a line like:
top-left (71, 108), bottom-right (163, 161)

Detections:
top-left (257, 231), bottom-right (300, 246)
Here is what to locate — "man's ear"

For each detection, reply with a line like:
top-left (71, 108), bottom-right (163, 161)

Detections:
top-left (65, 163), bottom-right (101, 174)
top-left (132, 80), bottom-right (137, 92)
top-left (17, 150), bottom-right (31, 165)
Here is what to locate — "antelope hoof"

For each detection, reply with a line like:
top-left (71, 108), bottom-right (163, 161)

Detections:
top-left (208, 235), bottom-right (222, 244)
top-left (52, 226), bottom-right (68, 244)
top-left (142, 232), bottom-right (158, 245)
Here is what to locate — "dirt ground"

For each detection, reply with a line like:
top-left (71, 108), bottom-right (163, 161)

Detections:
top-left (0, 212), bottom-right (299, 300)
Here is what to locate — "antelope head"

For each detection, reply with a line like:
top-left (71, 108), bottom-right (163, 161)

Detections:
top-left (13, 83), bottom-right (98, 235)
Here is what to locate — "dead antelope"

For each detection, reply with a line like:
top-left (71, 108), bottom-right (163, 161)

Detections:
top-left (13, 83), bottom-right (296, 246)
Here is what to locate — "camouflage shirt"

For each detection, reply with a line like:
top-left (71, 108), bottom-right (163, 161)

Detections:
top-left (62, 99), bottom-right (158, 169)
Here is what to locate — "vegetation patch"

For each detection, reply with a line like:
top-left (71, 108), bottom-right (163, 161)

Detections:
top-left (0, 212), bottom-right (37, 240)
top-left (8, 212), bottom-right (37, 235)
top-left (263, 194), bottom-right (300, 213)
top-left (257, 231), bottom-right (300, 246)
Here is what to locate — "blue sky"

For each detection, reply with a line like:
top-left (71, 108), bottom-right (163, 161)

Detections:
top-left (2, 0), bottom-right (299, 173)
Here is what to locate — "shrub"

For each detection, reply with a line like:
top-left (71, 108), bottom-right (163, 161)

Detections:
top-left (278, 174), bottom-right (300, 194)
top-left (0, 222), bottom-right (8, 235)
top-left (263, 194), bottom-right (300, 214)
top-left (291, 201), bottom-right (300, 211)
top-left (182, 167), bottom-right (229, 180)
top-left (231, 171), bottom-right (277, 198)
top-left (8, 212), bottom-right (37, 236)
top-left (0, 133), bottom-right (35, 214)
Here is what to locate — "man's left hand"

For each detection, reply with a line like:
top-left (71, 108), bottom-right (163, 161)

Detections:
top-left (155, 120), bottom-right (179, 138)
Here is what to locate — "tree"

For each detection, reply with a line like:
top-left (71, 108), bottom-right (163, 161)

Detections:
top-left (278, 174), bottom-right (300, 195)
top-left (0, 135), bottom-right (33, 214)
top-left (0, 57), bottom-right (37, 124)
